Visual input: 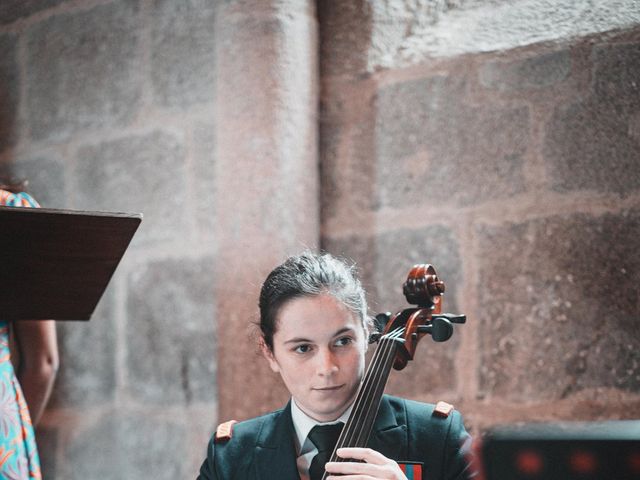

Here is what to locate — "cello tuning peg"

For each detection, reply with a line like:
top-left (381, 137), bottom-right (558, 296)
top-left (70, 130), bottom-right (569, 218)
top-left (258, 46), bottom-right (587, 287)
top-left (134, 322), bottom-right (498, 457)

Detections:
top-left (433, 313), bottom-right (466, 324)
top-left (417, 325), bottom-right (432, 335)
top-left (417, 318), bottom-right (454, 342)
top-left (374, 312), bottom-right (392, 333)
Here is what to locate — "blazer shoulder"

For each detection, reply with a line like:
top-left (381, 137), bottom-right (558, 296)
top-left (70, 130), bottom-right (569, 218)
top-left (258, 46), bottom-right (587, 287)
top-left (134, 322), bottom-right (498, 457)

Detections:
top-left (383, 394), bottom-right (436, 418)
top-left (216, 406), bottom-right (287, 448)
top-left (200, 407), bottom-right (289, 479)
top-left (379, 395), bottom-right (474, 480)
top-left (383, 394), bottom-right (466, 440)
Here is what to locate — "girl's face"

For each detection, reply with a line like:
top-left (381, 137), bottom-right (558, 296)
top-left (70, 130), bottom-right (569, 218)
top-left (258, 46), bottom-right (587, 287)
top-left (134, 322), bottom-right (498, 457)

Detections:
top-left (263, 293), bottom-right (367, 422)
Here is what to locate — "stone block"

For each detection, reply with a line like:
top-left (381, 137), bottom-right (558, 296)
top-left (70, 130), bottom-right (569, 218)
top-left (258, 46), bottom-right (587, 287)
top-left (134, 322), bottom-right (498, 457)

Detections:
top-left (593, 43), bottom-right (640, 114)
top-left (324, 224), bottom-right (463, 396)
top-left (479, 49), bottom-right (571, 92)
top-left (543, 41), bottom-right (640, 195)
top-left (214, 12), bottom-right (289, 125)
top-left (325, 225), bottom-right (462, 317)
top-left (150, 0), bottom-right (217, 108)
top-left (74, 130), bottom-right (188, 245)
top-left (49, 286), bottom-right (116, 407)
top-left (217, 0), bottom-right (307, 13)
top-left (193, 119), bottom-right (216, 236)
top-left (477, 210), bottom-right (640, 401)
top-left (2, 153), bottom-right (67, 208)
top-left (0, 33), bottom-right (19, 151)
top-left (184, 408), bottom-right (218, 476)
top-left (319, 120), bottom-right (342, 220)
top-left (318, 0), bottom-right (372, 78)
top-left (322, 234), bottom-right (377, 303)
top-left (374, 75), bottom-right (529, 207)
top-left (320, 110), bottom-right (378, 222)
top-left (212, 8), bottom-right (319, 242)
top-left (0, 0), bottom-right (67, 25)
top-left (25, 0), bottom-right (141, 141)
top-left (351, 0), bottom-right (640, 66)
top-left (126, 257), bottom-right (216, 405)
top-left (380, 227), bottom-right (461, 312)
top-left (64, 412), bottom-right (187, 480)
top-left (544, 98), bottom-right (640, 195)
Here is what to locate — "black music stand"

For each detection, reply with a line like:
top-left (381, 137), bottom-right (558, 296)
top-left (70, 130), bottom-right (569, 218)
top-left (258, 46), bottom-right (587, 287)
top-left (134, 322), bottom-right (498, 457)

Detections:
top-left (0, 206), bottom-right (142, 320)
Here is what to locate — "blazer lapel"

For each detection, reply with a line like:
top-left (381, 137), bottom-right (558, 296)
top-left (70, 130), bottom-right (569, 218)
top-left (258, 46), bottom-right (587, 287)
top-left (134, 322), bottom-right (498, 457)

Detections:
top-left (368, 395), bottom-right (408, 461)
top-left (254, 402), bottom-right (301, 480)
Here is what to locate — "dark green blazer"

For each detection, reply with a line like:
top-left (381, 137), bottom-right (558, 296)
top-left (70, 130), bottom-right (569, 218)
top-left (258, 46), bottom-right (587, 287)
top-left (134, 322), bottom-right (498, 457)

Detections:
top-left (197, 395), bottom-right (473, 480)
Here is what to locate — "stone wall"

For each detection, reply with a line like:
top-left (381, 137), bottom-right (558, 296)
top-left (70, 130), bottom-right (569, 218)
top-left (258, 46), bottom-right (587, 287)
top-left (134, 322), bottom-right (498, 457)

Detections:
top-left (319, 1), bottom-right (640, 432)
top-left (1, 0), bottom-right (639, 478)
top-left (0, 0), bottom-right (317, 478)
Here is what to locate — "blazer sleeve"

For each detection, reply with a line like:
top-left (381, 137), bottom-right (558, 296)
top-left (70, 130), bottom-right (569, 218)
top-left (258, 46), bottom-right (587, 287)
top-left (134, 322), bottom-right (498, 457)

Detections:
top-left (444, 411), bottom-right (476, 480)
top-left (197, 438), bottom-right (218, 480)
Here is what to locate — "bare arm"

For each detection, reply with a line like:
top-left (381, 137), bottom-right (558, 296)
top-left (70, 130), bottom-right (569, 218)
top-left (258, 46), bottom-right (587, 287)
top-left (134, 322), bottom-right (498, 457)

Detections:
top-left (12, 320), bottom-right (59, 426)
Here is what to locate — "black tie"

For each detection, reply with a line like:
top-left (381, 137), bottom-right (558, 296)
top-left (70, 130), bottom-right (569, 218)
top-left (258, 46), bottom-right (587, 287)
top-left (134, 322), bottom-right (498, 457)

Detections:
top-left (309, 422), bottom-right (344, 480)
top-left (308, 423), bottom-right (344, 480)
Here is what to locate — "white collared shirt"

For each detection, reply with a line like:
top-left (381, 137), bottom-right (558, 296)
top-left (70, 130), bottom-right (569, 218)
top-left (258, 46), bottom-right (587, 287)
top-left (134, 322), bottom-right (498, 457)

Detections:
top-left (290, 398), bottom-right (353, 480)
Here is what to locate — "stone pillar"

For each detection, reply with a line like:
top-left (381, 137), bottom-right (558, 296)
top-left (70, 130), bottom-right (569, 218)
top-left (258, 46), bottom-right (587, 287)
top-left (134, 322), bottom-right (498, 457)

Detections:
top-left (214, 0), bottom-right (319, 421)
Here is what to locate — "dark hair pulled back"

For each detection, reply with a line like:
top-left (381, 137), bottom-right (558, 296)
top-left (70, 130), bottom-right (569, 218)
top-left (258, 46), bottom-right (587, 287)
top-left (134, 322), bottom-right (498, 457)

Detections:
top-left (259, 251), bottom-right (370, 351)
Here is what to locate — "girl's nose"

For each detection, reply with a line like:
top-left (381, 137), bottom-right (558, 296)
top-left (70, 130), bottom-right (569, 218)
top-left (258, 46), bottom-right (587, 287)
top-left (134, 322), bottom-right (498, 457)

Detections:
top-left (317, 348), bottom-right (339, 376)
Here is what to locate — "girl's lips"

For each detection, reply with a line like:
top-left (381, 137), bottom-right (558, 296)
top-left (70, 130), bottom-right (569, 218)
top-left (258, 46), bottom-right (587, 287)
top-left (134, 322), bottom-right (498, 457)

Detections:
top-left (313, 384), bottom-right (344, 391)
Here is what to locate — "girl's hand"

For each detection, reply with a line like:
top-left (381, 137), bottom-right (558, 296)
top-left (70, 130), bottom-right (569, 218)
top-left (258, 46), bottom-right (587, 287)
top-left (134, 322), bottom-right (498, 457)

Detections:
top-left (324, 447), bottom-right (408, 480)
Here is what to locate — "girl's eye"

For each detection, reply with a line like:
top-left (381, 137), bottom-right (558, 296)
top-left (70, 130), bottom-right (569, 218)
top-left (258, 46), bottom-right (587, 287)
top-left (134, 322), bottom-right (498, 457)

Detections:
top-left (294, 344), bottom-right (311, 354)
top-left (335, 336), bottom-right (353, 347)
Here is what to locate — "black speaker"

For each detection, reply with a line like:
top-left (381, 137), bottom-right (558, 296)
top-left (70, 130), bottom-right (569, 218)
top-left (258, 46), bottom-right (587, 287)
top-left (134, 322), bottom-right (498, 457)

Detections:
top-left (480, 420), bottom-right (640, 480)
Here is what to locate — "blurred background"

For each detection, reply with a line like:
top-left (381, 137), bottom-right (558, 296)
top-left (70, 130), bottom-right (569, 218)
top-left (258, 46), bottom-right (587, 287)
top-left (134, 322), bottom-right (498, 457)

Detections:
top-left (0, 0), bottom-right (639, 478)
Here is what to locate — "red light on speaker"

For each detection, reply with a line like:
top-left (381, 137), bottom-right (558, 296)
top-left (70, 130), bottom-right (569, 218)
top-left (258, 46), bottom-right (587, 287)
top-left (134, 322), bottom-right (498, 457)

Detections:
top-left (515, 449), bottom-right (544, 476)
top-left (569, 450), bottom-right (597, 474)
top-left (629, 451), bottom-right (640, 474)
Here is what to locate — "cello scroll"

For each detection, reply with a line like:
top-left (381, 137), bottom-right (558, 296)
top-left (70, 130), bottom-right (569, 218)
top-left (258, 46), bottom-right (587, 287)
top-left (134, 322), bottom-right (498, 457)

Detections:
top-left (381, 264), bottom-right (466, 370)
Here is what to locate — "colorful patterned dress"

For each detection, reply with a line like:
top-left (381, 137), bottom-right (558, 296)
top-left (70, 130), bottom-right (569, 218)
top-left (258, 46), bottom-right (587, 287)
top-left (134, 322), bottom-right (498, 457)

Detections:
top-left (0, 190), bottom-right (42, 479)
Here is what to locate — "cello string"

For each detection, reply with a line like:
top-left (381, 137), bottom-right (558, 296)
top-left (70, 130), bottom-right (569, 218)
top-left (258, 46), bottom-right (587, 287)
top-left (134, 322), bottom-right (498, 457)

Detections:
top-left (331, 337), bottom-right (390, 462)
top-left (323, 327), bottom-right (405, 480)
top-left (334, 327), bottom-right (404, 454)
top-left (351, 327), bottom-right (403, 448)
top-left (331, 330), bottom-right (394, 456)
top-left (361, 308), bottom-right (427, 441)
top-left (350, 329), bottom-right (399, 447)
top-left (330, 335), bottom-right (385, 453)
top-left (338, 334), bottom-right (390, 449)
